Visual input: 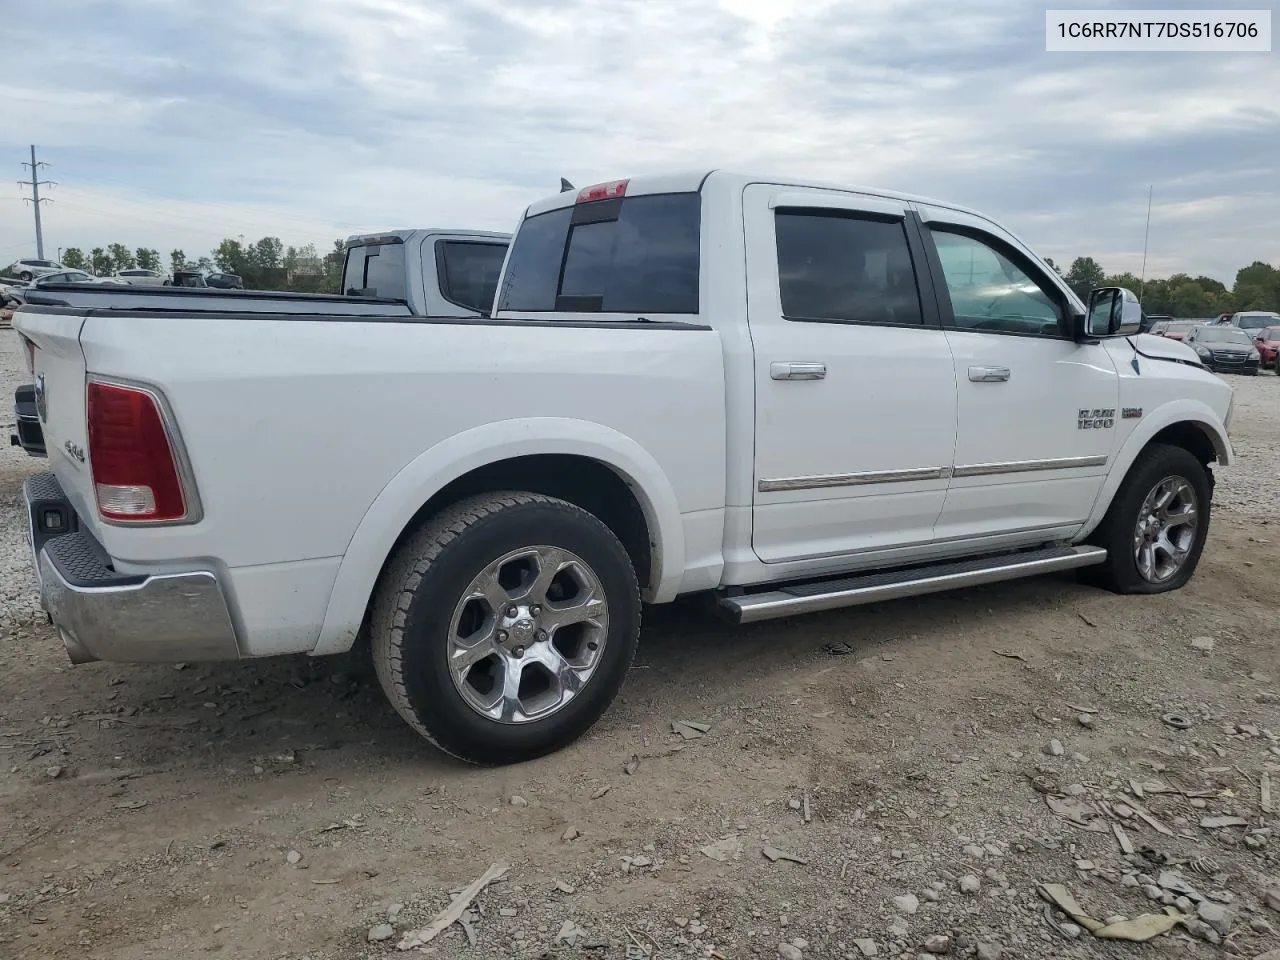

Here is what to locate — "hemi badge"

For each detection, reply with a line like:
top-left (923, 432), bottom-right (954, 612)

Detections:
top-left (1122, 407), bottom-right (1143, 419)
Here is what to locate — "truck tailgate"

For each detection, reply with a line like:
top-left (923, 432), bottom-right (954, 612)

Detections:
top-left (14, 309), bottom-right (101, 538)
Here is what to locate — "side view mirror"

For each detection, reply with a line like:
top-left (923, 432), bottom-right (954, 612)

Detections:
top-left (1081, 286), bottom-right (1143, 339)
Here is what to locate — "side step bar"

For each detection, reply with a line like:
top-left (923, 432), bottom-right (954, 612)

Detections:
top-left (717, 544), bottom-right (1108, 624)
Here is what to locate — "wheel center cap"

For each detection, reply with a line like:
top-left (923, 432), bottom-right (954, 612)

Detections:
top-left (507, 615), bottom-right (536, 647)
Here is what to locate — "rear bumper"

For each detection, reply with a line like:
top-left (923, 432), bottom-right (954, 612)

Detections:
top-left (23, 472), bottom-right (240, 664)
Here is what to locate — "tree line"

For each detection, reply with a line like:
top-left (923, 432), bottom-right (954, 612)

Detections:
top-left (1047, 256), bottom-right (1280, 317)
top-left (59, 238), bottom-right (347, 293)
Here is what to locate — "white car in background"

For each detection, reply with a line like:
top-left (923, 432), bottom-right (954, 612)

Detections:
top-left (114, 268), bottom-right (170, 286)
top-left (5, 258), bottom-right (65, 281)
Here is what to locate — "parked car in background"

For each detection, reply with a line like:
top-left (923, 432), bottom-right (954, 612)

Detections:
top-left (15, 171), bottom-right (1234, 765)
top-left (205, 272), bottom-right (244, 289)
top-left (1153, 319), bottom-right (1197, 341)
top-left (115, 268), bottom-right (170, 286)
top-left (5, 258), bottom-right (64, 281)
top-left (1230, 310), bottom-right (1280, 334)
top-left (1253, 326), bottom-right (1280, 371)
top-left (31, 269), bottom-right (127, 287)
top-left (1185, 323), bottom-right (1261, 374)
top-left (1141, 313), bottom-right (1173, 333)
top-left (167, 271), bottom-right (208, 288)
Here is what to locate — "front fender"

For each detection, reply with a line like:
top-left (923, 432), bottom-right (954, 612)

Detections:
top-left (311, 418), bottom-right (686, 655)
top-left (1079, 399), bottom-right (1232, 539)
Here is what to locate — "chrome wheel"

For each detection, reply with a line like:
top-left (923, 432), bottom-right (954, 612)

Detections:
top-left (1132, 476), bottom-right (1199, 583)
top-left (447, 545), bottom-right (609, 724)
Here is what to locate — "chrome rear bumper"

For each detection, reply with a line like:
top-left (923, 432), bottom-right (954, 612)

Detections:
top-left (23, 472), bottom-right (240, 664)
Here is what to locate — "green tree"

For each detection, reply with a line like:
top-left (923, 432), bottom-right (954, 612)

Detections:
top-left (90, 247), bottom-right (113, 276)
top-left (194, 256), bottom-right (214, 273)
top-left (322, 238), bottom-right (346, 294)
top-left (1044, 257), bottom-right (1063, 275)
top-left (214, 237), bottom-right (250, 277)
top-left (135, 248), bottom-right (161, 271)
top-left (170, 249), bottom-right (187, 274)
top-left (1064, 257), bottom-right (1107, 298)
top-left (62, 248), bottom-right (87, 270)
top-left (247, 236), bottom-right (285, 289)
top-left (107, 243), bottom-right (135, 272)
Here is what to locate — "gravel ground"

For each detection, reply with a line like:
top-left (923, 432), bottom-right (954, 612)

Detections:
top-left (0, 337), bottom-right (1278, 960)
top-left (0, 329), bottom-right (43, 624)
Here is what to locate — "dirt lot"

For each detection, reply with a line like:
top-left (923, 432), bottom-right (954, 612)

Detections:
top-left (1, 330), bottom-right (1278, 960)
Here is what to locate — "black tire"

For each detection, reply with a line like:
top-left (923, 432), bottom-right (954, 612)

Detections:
top-left (19, 271), bottom-right (32, 282)
top-left (370, 492), bottom-right (641, 765)
top-left (1084, 443), bottom-right (1211, 594)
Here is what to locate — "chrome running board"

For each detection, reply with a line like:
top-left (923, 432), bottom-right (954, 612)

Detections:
top-left (717, 545), bottom-right (1107, 624)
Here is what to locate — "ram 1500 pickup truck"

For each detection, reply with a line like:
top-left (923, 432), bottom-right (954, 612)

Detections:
top-left (15, 171), bottom-right (1233, 765)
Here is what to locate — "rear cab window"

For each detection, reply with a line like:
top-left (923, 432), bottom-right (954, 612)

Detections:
top-left (436, 240), bottom-right (508, 314)
top-left (496, 188), bottom-right (700, 316)
top-left (343, 238), bottom-right (407, 299)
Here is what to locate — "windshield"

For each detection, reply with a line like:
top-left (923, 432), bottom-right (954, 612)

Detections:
top-left (1236, 314), bottom-right (1276, 330)
top-left (1166, 321), bottom-right (1195, 332)
top-left (1198, 327), bottom-right (1252, 344)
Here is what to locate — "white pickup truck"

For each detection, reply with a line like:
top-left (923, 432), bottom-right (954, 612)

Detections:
top-left (15, 171), bottom-right (1233, 765)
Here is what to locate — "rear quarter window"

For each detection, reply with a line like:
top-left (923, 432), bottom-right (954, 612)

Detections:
top-left (497, 193), bottom-right (700, 314)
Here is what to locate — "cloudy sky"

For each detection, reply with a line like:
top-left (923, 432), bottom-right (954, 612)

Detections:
top-left (2, 0), bottom-right (1276, 282)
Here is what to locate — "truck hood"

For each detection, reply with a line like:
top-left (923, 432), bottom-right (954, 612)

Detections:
top-left (1128, 333), bottom-right (1201, 366)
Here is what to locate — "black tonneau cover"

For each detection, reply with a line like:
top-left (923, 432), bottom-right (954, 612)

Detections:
top-left (20, 283), bottom-right (413, 317)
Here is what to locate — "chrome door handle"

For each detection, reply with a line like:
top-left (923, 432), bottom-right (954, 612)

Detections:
top-left (968, 365), bottom-right (1011, 383)
top-left (770, 361), bottom-right (827, 381)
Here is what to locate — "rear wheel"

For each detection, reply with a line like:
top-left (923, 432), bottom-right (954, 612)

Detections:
top-left (1084, 444), bottom-right (1211, 594)
top-left (19, 271), bottom-right (32, 281)
top-left (371, 492), bottom-right (641, 764)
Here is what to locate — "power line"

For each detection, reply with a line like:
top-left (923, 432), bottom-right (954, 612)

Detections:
top-left (19, 145), bottom-right (55, 259)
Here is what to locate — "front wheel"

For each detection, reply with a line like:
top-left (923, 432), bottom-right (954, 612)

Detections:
top-left (370, 492), bottom-right (641, 765)
top-left (19, 271), bottom-right (32, 281)
top-left (1084, 444), bottom-right (1211, 594)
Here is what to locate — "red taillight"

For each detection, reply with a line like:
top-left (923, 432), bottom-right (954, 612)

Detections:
top-left (87, 380), bottom-right (188, 522)
top-left (576, 179), bottom-right (628, 203)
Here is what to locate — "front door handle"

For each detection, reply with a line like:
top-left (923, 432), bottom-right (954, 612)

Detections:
top-left (771, 361), bottom-right (827, 381)
top-left (968, 365), bottom-right (1011, 383)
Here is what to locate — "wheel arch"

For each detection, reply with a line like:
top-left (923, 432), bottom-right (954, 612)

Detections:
top-left (1079, 403), bottom-right (1231, 540)
top-left (311, 419), bottom-right (685, 655)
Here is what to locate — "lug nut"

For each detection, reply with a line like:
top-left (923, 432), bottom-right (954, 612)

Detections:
top-left (507, 605), bottom-right (519, 617)
top-left (497, 630), bottom-right (508, 642)
top-left (530, 604), bottom-right (541, 615)
top-left (512, 646), bottom-right (525, 658)
top-left (536, 630), bottom-right (547, 641)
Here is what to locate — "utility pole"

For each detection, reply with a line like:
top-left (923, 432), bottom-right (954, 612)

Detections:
top-left (19, 145), bottom-right (55, 259)
top-left (1138, 184), bottom-right (1153, 302)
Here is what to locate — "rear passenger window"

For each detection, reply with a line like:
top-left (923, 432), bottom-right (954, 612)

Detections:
top-left (497, 193), bottom-right (700, 314)
top-left (775, 211), bottom-right (924, 326)
top-left (436, 241), bottom-right (507, 314)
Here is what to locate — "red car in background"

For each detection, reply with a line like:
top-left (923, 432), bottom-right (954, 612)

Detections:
top-left (1151, 319), bottom-right (1197, 341)
top-left (1255, 326), bottom-right (1280, 371)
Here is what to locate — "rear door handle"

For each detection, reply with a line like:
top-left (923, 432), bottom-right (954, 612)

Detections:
top-left (968, 365), bottom-right (1011, 383)
top-left (770, 361), bottom-right (827, 381)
